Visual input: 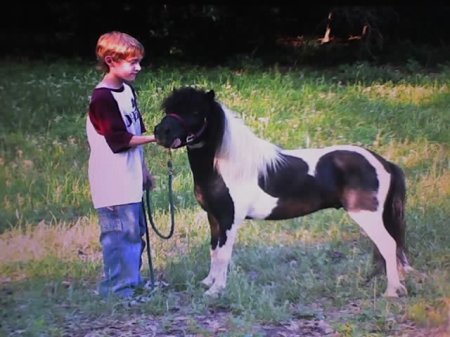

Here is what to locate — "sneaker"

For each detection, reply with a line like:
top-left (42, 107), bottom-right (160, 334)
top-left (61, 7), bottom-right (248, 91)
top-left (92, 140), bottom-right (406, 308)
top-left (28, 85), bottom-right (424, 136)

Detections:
top-left (143, 279), bottom-right (155, 290)
top-left (142, 279), bottom-right (169, 290)
top-left (89, 289), bottom-right (100, 296)
top-left (127, 293), bottom-right (154, 306)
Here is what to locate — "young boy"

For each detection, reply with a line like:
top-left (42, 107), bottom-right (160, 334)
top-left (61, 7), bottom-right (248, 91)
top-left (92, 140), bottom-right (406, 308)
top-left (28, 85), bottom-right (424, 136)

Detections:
top-left (86, 31), bottom-right (156, 298)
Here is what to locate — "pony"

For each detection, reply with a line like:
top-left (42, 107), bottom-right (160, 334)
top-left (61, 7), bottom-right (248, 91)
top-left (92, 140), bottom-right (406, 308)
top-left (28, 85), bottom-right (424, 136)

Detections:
top-left (154, 87), bottom-right (413, 298)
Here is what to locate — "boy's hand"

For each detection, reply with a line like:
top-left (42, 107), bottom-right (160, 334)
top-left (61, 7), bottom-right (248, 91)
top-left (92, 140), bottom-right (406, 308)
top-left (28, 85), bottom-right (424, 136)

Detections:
top-left (143, 166), bottom-right (155, 191)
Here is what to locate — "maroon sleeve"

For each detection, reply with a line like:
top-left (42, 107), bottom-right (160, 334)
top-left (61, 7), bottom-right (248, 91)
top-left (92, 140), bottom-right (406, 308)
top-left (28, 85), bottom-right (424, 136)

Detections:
top-left (88, 89), bottom-right (133, 153)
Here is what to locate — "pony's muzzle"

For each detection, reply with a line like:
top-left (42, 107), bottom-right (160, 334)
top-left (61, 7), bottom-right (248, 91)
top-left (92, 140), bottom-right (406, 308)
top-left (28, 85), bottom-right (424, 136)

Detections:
top-left (153, 123), bottom-right (169, 147)
top-left (154, 124), bottom-right (182, 149)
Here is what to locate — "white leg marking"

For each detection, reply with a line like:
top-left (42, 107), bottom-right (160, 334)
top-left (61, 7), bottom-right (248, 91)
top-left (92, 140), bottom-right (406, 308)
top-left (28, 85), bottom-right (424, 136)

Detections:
top-left (201, 249), bottom-right (216, 288)
top-left (349, 210), bottom-right (407, 297)
top-left (203, 225), bottom-right (239, 297)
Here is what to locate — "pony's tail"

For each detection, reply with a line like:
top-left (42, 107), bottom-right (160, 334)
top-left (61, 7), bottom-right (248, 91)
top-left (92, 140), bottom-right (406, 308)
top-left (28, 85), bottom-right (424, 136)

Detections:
top-left (372, 163), bottom-right (412, 278)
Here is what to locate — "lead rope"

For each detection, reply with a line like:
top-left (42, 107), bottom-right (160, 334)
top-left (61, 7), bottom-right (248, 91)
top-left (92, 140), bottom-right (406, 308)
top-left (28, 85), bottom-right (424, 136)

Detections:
top-left (141, 149), bottom-right (176, 292)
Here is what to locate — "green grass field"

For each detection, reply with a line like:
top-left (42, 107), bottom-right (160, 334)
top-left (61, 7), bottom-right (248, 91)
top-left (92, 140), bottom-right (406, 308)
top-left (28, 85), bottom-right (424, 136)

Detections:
top-left (0, 60), bottom-right (449, 336)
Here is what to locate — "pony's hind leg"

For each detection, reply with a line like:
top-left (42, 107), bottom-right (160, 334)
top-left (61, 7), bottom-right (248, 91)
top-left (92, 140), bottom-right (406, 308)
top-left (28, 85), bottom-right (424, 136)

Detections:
top-left (349, 210), bottom-right (407, 297)
top-left (397, 250), bottom-right (414, 281)
top-left (371, 246), bottom-right (414, 282)
top-left (383, 163), bottom-right (414, 281)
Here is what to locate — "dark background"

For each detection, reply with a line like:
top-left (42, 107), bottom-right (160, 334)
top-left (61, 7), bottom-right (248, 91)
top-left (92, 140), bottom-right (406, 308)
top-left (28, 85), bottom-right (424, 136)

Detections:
top-left (2, 3), bottom-right (450, 67)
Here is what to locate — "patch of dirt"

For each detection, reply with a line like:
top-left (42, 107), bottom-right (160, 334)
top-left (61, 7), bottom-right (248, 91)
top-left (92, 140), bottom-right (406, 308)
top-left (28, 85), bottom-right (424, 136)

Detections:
top-left (398, 326), bottom-right (450, 337)
top-left (63, 309), bottom-right (450, 337)
top-left (324, 299), bottom-right (450, 337)
top-left (65, 311), bottom-right (338, 337)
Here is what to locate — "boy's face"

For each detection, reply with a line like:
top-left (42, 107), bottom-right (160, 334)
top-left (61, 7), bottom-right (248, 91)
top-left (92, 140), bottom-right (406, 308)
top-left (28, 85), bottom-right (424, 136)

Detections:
top-left (106, 56), bottom-right (143, 82)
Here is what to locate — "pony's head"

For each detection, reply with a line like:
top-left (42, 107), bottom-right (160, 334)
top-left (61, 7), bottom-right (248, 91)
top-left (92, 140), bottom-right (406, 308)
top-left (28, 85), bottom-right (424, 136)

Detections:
top-left (155, 87), bottom-right (283, 181)
top-left (154, 87), bottom-right (216, 149)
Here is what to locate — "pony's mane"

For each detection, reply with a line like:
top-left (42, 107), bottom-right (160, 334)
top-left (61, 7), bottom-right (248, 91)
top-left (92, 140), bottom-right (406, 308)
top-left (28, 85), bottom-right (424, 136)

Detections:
top-left (213, 103), bottom-right (284, 181)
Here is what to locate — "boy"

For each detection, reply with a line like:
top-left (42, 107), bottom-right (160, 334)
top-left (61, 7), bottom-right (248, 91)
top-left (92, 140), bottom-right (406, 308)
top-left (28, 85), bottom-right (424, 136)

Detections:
top-left (86, 31), bottom-right (156, 298)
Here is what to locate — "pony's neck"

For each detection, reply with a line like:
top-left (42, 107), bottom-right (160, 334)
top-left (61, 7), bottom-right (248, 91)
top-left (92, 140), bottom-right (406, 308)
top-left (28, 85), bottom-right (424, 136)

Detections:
top-left (213, 104), bottom-right (282, 181)
top-left (186, 101), bottom-right (226, 180)
top-left (187, 102), bottom-right (283, 182)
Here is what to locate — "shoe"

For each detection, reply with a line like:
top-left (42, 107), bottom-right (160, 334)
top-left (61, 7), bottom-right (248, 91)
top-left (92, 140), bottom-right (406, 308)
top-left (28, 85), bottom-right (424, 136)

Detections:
top-left (143, 279), bottom-right (155, 290)
top-left (90, 289), bottom-right (100, 296)
top-left (142, 279), bottom-right (169, 290)
top-left (127, 293), bottom-right (154, 306)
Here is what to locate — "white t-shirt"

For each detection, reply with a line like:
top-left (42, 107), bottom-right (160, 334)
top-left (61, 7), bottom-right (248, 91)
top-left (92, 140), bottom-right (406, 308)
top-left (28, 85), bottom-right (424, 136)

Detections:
top-left (86, 83), bottom-right (146, 208)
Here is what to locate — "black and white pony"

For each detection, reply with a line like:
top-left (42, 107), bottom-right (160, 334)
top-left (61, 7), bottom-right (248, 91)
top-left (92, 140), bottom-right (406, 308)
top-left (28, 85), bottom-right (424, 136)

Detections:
top-left (154, 87), bottom-right (413, 298)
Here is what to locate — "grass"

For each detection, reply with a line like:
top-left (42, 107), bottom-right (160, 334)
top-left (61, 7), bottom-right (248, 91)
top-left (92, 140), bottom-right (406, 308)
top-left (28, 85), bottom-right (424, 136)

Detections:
top-left (0, 60), bottom-right (449, 336)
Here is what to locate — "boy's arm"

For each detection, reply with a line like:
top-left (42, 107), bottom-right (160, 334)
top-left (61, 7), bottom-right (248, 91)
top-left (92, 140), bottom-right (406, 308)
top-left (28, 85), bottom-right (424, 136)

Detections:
top-left (129, 134), bottom-right (156, 146)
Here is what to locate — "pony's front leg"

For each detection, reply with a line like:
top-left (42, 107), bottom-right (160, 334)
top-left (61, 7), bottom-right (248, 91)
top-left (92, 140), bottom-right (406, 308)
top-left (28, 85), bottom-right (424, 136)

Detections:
top-left (201, 213), bottom-right (240, 297)
top-left (200, 213), bottom-right (221, 288)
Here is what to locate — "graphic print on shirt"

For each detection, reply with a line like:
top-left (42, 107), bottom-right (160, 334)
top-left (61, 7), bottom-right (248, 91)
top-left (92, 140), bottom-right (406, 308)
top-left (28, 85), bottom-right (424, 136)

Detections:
top-left (124, 96), bottom-right (140, 128)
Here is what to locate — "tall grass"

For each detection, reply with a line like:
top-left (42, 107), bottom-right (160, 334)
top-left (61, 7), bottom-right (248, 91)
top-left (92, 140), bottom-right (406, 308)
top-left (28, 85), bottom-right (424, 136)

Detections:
top-left (0, 60), bottom-right (449, 336)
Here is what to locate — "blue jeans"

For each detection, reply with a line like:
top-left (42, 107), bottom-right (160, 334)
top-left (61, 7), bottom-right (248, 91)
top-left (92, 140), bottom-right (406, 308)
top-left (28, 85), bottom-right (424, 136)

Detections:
top-left (96, 202), bottom-right (146, 298)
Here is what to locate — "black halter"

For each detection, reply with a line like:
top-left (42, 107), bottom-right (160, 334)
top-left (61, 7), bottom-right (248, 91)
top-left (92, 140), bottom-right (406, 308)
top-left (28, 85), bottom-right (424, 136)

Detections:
top-left (166, 113), bottom-right (208, 144)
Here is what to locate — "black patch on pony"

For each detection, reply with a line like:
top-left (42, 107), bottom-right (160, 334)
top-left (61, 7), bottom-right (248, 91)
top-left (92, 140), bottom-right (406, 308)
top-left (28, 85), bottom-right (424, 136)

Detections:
top-left (257, 150), bottom-right (380, 220)
top-left (157, 87), bottom-right (224, 150)
top-left (158, 87), bottom-right (233, 249)
top-left (316, 150), bottom-right (379, 211)
top-left (256, 154), bottom-right (335, 219)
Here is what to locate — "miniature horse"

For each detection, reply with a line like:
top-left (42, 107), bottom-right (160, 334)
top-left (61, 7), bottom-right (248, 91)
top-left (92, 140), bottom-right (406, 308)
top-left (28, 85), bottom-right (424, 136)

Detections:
top-left (154, 87), bottom-right (412, 297)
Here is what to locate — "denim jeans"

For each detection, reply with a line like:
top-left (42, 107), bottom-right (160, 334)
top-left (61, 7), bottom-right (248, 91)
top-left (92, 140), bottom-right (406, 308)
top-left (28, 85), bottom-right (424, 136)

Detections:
top-left (96, 202), bottom-right (146, 298)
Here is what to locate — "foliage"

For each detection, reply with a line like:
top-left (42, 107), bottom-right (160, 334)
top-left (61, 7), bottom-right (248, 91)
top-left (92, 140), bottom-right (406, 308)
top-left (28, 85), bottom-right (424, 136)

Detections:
top-left (3, 4), bottom-right (450, 67)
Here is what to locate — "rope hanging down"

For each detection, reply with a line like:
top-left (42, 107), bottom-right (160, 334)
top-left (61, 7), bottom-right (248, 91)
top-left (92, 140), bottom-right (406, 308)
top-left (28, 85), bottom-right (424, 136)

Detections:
top-left (141, 151), bottom-right (176, 291)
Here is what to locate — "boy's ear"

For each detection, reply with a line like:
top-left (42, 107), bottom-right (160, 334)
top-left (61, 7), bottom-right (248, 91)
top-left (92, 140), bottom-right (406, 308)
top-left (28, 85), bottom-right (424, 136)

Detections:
top-left (206, 90), bottom-right (215, 100)
top-left (104, 55), bottom-right (114, 66)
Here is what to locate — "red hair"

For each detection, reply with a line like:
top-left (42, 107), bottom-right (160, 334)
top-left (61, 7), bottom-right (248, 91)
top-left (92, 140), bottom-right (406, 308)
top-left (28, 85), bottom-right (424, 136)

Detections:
top-left (95, 31), bottom-right (144, 72)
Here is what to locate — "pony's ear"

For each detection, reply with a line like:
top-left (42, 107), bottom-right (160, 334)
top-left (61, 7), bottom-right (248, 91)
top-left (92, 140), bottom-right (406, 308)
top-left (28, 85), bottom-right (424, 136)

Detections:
top-left (206, 90), bottom-right (215, 100)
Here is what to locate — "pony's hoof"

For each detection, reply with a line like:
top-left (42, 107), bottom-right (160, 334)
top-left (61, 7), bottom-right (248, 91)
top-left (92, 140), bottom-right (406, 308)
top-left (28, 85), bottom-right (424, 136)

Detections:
top-left (201, 276), bottom-right (214, 288)
top-left (383, 284), bottom-right (408, 298)
top-left (204, 289), bottom-right (219, 299)
top-left (204, 285), bottom-right (224, 298)
top-left (398, 264), bottom-right (415, 281)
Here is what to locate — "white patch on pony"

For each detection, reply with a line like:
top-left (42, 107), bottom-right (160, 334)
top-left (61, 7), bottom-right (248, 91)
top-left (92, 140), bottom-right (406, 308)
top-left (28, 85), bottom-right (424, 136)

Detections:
top-left (214, 105), bottom-right (285, 182)
top-left (247, 188), bottom-right (279, 219)
top-left (211, 104), bottom-right (284, 221)
top-left (203, 224), bottom-right (240, 296)
top-left (282, 148), bottom-right (327, 175)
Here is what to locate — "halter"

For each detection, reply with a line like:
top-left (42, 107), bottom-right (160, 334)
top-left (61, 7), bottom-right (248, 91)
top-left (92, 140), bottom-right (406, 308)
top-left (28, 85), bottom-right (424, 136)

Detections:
top-left (166, 113), bottom-right (208, 144)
